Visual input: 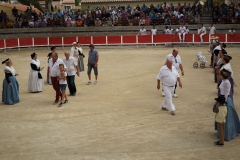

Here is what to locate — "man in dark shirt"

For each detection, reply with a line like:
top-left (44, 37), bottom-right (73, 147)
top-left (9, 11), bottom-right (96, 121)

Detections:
top-left (12, 6), bottom-right (18, 17)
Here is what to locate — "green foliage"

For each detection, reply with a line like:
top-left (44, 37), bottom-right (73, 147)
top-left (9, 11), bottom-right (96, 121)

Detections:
top-left (75, 0), bottom-right (81, 6)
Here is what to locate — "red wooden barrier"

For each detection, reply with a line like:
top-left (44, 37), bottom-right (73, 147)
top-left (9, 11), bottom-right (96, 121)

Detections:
top-left (138, 35), bottom-right (152, 43)
top-left (211, 34), bottom-right (226, 42)
top-left (108, 36), bottom-right (121, 44)
top-left (19, 38), bottom-right (32, 47)
top-left (49, 37), bottom-right (62, 45)
top-left (34, 37), bottom-right (48, 46)
top-left (194, 34), bottom-right (209, 43)
top-left (0, 39), bottom-right (4, 49)
top-left (64, 37), bottom-right (77, 45)
top-left (184, 34), bottom-right (193, 43)
top-left (93, 36), bottom-right (106, 44)
top-left (122, 35), bottom-right (136, 44)
top-left (227, 34), bottom-right (240, 42)
top-left (5, 38), bottom-right (18, 48)
top-left (77, 36), bottom-right (91, 44)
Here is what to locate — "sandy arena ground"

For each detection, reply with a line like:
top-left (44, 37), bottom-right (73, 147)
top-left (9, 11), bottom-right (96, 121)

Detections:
top-left (0, 46), bottom-right (240, 160)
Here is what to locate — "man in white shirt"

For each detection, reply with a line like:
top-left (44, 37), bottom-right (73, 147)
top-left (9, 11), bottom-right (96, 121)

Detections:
top-left (63, 52), bottom-right (79, 96)
top-left (156, 58), bottom-right (182, 115)
top-left (70, 42), bottom-right (77, 57)
top-left (179, 25), bottom-right (186, 42)
top-left (228, 28), bottom-right (236, 35)
top-left (164, 26), bottom-right (170, 46)
top-left (139, 26), bottom-right (146, 47)
top-left (209, 23), bottom-right (216, 35)
top-left (183, 26), bottom-right (189, 42)
top-left (49, 52), bottom-right (66, 104)
top-left (162, 48), bottom-right (184, 98)
top-left (199, 23), bottom-right (207, 43)
top-left (151, 25), bottom-right (157, 46)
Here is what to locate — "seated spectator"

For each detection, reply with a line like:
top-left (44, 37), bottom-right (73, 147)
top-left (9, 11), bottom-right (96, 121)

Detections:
top-left (194, 14), bottom-right (200, 24)
top-left (145, 16), bottom-right (150, 25)
top-left (71, 18), bottom-right (76, 27)
top-left (76, 19), bottom-right (83, 27)
top-left (106, 17), bottom-right (112, 26)
top-left (6, 18), bottom-right (14, 28)
top-left (118, 17), bottom-right (122, 26)
top-left (139, 17), bottom-right (145, 26)
top-left (140, 11), bottom-right (145, 18)
top-left (95, 18), bottom-right (102, 26)
top-left (21, 19), bottom-right (29, 28)
top-left (0, 19), bottom-right (6, 29)
top-left (29, 18), bottom-right (34, 28)
top-left (65, 17), bottom-right (71, 27)
top-left (178, 14), bottom-right (184, 24)
top-left (133, 16), bottom-right (139, 26)
top-left (41, 18), bottom-right (47, 27)
top-left (56, 9), bottom-right (63, 19)
top-left (101, 18), bottom-right (107, 26)
top-left (222, 6), bottom-right (228, 15)
top-left (113, 18), bottom-right (118, 26)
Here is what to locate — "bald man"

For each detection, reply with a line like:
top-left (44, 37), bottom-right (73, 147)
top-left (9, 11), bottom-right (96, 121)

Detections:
top-left (63, 52), bottom-right (79, 96)
top-left (162, 48), bottom-right (184, 98)
top-left (156, 58), bottom-right (182, 115)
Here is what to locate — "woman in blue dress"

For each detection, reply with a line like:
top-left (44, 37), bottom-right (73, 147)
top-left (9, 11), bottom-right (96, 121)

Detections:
top-left (2, 58), bottom-right (19, 105)
top-left (216, 69), bottom-right (240, 141)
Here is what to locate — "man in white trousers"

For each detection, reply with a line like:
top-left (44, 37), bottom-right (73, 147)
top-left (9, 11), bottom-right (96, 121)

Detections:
top-left (199, 23), bottom-right (207, 45)
top-left (162, 48), bottom-right (184, 98)
top-left (156, 58), bottom-right (182, 115)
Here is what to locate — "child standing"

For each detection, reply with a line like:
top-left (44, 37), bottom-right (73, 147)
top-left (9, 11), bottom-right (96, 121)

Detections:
top-left (213, 95), bottom-right (227, 146)
top-left (57, 64), bottom-right (68, 107)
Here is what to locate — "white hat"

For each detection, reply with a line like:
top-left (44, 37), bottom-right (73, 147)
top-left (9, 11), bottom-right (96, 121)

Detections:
top-left (72, 42), bottom-right (77, 45)
top-left (180, 14), bottom-right (184, 16)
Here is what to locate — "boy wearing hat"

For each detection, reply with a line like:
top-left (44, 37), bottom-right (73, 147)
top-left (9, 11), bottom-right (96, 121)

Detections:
top-left (213, 95), bottom-right (227, 146)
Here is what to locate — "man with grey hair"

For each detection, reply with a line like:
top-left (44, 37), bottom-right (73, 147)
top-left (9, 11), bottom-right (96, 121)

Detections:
top-left (49, 52), bottom-right (66, 104)
top-left (156, 58), bottom-right (182, 115)
top-left (63, 51), bottom-right (79, 96)
top-left (162, 48), bottom-right (184, 98)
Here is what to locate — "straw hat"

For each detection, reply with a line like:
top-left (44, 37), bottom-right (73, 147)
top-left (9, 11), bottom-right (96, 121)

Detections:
top-left (210, 36), bottom-right (215, 39)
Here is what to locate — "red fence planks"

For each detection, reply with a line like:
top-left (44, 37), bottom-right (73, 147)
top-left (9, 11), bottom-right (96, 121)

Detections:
top-left (5, 38), bottom-right (18, 48)
top-left (194, 34), bottom-right (209, 43)
top-left (49, 37), bottom-right (62, 45)
top-left (19, 38), bottom-right (32, 46)
top-left (122, 35), bottom-right (136, 44)
top-left (64, 37), bottom-right (77, 45)
top-left (77, 36), bottom-right (91, 44)
top-left (138, 35), bottom-right (152, 43)
top-left (34, 37), bottom-right (48, 46)
top-left (227, 34), bottom-right (240, 42)
top-left (93, 36), bottom-right (106, 44)
top-left (0, 39), bottom-right (4, 49)
top-left (108, 36), bottom-right (121, 44)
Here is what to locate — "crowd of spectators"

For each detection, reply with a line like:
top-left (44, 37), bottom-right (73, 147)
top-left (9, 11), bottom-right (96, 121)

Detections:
top-left (210, 1), bottom-right (240, 24)
top-left (0, 2), bottom-right (240, 29)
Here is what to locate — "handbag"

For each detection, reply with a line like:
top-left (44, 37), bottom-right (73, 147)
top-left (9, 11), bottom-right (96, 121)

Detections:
top-left (38, 72), bottom-right (43, 79)
top-left (212, 105), bottom-right (219, 113)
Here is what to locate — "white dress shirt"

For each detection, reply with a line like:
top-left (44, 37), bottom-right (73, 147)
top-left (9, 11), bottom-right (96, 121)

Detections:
top-left (164, 54), bottom-right (182, 71)
top-left (156, 65), bottom-right (179, 86)
top-left (151, 28), bottom-right (157, 35)
top-left (140, 29), bottom-right (146, 35)
top-left (209, 26), bottom-right (216, 34)
top-left (48, 58), bottom-right (66, 77)
top-left (63, 57), bottom-right (77, 76)
top-left (219, 79), bottom-right (231, 101)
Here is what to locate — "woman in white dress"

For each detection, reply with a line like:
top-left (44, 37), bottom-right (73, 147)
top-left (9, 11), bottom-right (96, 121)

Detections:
top-left (70, 42), bottom-right (80, 70)
top-left (77, 42), bottom-right (85, 72)
top-left (28, 53), bottom-right (44, 92)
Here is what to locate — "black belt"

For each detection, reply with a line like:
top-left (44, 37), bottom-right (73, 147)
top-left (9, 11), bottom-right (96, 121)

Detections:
top-left (162, 83), bottom-right (174, 87)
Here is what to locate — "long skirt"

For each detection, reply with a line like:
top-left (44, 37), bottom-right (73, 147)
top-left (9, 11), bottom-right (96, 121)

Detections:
top-left (28, 70), bottom-right (44, 92)
top-left (79, 55), bottom-right (84, 72)
top-left (2, 76), bottom-right (19, 105)
top-left (215, 97), bottom-right (240, 141)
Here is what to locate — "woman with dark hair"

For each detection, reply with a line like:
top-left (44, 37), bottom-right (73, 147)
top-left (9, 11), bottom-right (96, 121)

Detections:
top-left (216, 69), bottom-right (240, 141)
top-left (2, 58), bottom-right (19, 104)
top-left (28, 53), bottom-right (44, 92)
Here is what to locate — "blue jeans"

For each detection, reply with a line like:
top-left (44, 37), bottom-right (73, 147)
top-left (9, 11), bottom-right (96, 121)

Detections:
top-left (67, 75), bottom-right (76, 95)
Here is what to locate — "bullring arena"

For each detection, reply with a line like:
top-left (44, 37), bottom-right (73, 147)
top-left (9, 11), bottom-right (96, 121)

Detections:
top-left (0, 45), bottom-right (240, 159)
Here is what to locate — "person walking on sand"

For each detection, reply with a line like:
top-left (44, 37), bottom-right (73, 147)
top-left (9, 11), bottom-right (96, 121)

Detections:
top-left (87, 44), bottom-right (99, 85)
top-left (156, 58), bottom-right (182, 115)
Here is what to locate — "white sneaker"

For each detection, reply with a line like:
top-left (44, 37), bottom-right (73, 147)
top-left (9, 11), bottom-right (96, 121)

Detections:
top-left (87, 80), bottom-right (91, 85)
top-left (94, 80), bottom-right (97, 84)
top-left (162, 91), bottom-right (165, 97)
top-left (172, 94), bottom-right (178, 98)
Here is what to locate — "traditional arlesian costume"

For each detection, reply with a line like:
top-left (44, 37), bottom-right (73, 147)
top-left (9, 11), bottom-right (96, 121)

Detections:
top-left (28, 53), bottom-right (44, 92)
top-left (2, 58), bottom-right (19, 105)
